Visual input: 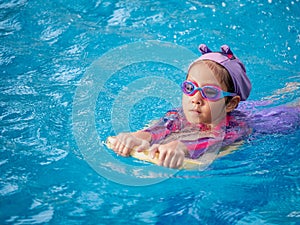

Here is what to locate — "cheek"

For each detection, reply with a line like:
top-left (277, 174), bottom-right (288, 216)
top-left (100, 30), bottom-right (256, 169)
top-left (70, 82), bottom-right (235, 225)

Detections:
top-left (207, 102), bottom-right (218, 110)
top-left (208, 101), bottom-right (227, 118)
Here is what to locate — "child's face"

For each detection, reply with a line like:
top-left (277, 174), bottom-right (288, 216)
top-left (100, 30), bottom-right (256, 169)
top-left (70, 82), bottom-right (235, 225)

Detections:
top-left (182, 62), bottom-right (229, 125)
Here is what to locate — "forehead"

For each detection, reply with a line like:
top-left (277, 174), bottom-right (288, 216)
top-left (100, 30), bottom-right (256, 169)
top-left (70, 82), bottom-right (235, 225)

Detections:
top-left (187, 62), bottom-right (223, 87)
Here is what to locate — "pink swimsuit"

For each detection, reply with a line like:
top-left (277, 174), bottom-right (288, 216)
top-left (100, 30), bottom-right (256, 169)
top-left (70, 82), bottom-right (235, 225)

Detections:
top-left (144, 108), bottom-right (250, 159)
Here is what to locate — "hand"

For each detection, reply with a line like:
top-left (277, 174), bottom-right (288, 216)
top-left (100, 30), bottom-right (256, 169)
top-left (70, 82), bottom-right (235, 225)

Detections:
top-left (109, 133), bottom-right (150, 157)
top-left (149, 141), bottom-right (188, 169)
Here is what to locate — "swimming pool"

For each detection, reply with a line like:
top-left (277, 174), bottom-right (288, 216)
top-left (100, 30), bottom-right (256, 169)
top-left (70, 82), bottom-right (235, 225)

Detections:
top-left (1, 0), bottom-right (300, 224)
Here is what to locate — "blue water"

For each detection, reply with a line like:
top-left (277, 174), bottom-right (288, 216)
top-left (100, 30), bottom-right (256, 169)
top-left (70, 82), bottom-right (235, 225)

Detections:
top-left (1, 0), bottom-right (300, 224)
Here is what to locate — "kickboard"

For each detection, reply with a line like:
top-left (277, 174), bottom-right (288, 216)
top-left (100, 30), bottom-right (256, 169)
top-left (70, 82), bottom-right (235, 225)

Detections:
top-left (106, 136), bottom-right (204, 170)
top-left (106, 136), bottom-right (243, 170)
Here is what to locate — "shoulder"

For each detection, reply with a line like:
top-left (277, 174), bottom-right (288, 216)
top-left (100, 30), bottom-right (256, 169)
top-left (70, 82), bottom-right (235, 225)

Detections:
top-left (227, 110), bottom-right (248, 127)
top-left (225, 110), bottom-right (251, 138)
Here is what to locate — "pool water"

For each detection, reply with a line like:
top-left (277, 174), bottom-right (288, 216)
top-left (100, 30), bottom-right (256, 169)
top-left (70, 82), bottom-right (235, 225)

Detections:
top-left (1, 0), bottom-right (300, 224)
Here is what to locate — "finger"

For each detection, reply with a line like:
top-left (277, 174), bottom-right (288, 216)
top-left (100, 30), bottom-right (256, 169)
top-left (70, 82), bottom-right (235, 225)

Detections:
top-left (114, 140), bottom-right (123, 153)
top-left (149, 144), bottom-right (159, 159)
top-left (176, 157), bottom-right (184, 169)
top-left (163, 151), bottom-right (174, 168)
top-left (169, 155), bottom-right (178, 169)
top-left (122, 138), bottom-right (136, 156)
top-left (117, 133), bottom-right (126, 145)
top-left (108, 138), bottom-right (119, 152)
top-left (135, 145), bottom-right (145, 152)
top-left (135, 140), bottom-right (149, 152)
top-left (121, 145), bottom-right (131, 157)
top-left (114, 138), bottom-right (127, 155)
top-left (170, 155), bottom-right (183, 169)
top-left (107, 137), bottom-right (116, 146)
top-left (119, 142), bottom-right (130, 155)
top-left (158, 149), bottom-right (167, 166)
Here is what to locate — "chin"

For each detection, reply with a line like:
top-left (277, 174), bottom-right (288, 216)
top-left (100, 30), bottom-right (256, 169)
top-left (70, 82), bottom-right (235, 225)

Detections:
top-left (187, 116), bottom-right (204, 124)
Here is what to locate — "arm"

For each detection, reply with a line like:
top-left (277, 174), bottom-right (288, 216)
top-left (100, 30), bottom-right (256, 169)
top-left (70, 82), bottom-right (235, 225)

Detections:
top-left (111, 109), bottom-right (183, 161)
top-left (109, 110), bottom-right (175, 157)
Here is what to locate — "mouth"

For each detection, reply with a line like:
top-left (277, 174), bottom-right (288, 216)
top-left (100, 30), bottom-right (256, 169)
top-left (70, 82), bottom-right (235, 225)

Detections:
top-left (189, 109), bottom-right (201, 114)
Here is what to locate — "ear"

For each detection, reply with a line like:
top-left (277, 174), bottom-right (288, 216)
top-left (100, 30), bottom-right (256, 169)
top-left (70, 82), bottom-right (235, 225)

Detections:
top-left (226, 96), bottom-right (241, 113)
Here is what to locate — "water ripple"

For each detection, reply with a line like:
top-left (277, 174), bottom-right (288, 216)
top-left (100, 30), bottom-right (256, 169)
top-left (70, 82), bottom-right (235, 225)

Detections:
top-left (7, 206), bottom-right (54, 224)
top-left (0, 0), bottom-right (300, 224)
top-left (0, 0), bottom-right (27, 36)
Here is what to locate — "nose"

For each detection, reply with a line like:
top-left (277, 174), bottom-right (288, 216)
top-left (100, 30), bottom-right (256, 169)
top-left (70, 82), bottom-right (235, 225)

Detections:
top-left (191, 90), bottom-right (204, 105)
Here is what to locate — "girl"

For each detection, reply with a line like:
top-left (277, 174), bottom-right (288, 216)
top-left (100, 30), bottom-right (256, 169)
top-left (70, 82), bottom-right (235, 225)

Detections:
top-left (109, 44), bottom-right (299, 169)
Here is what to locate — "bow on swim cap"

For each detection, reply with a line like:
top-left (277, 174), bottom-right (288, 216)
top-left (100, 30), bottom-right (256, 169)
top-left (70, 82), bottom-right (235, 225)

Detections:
top-left (191, 44), bottom-right (252, 101)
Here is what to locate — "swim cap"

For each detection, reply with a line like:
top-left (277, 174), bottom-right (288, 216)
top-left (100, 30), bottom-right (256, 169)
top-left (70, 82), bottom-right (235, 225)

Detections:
top-left (190, 44), bottom-right (252, 101)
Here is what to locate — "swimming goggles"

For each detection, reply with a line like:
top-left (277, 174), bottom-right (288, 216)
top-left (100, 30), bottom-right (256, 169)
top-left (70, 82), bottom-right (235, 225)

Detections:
top-left (181, 80), bottom-right (236, 101)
